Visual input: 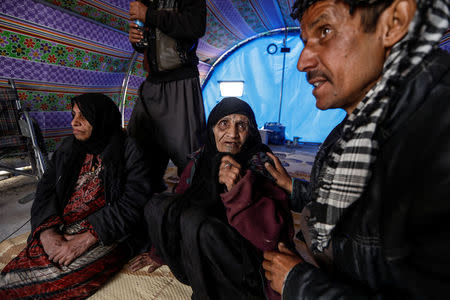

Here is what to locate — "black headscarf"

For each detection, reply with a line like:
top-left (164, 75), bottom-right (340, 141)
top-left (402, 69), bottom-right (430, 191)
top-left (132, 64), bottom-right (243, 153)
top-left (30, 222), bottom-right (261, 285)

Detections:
top-left (184, 97), bottom-right (271, 214)
top-left (71, 93), bottom-right (122, 155)
top-left (203, 96), bottom-right (262, 162)
top-left (61, 93), bottom-right (123, 204)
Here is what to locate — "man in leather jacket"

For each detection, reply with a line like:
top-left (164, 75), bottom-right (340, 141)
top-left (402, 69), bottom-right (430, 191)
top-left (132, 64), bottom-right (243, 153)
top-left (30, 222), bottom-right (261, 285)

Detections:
top-left (262, 0), bottom-right (450, 298)
top-left (127, 0), bottom-right (206, 192)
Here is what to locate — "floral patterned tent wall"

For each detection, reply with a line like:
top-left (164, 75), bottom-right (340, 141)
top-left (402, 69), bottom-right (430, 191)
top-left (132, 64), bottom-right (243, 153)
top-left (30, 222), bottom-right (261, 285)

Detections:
top-left (0, 0), bottom-right (143, 151)
top-left (0, 0), bottom-right (449, 152)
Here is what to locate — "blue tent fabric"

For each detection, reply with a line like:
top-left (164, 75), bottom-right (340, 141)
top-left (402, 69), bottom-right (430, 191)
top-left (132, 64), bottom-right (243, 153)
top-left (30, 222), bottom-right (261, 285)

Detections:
top-left (202, 31), bottom-right (346, 143)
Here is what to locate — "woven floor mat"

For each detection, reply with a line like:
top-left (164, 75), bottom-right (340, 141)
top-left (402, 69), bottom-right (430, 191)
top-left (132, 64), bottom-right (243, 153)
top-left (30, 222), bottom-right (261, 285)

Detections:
top-left (0, 232), bottom-right (192, 300)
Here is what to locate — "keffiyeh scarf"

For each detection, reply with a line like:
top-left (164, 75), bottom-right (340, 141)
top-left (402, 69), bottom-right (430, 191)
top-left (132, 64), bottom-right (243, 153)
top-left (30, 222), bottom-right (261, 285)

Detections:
top-left (305, 0), bottom-right (449, 252)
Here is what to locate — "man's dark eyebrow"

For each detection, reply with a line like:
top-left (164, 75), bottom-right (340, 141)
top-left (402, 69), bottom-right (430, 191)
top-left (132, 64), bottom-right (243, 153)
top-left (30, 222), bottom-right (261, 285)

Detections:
top-left (308, 13), bottom-right (328, 30)
top-left (300, 13), bottom-right (329, 41)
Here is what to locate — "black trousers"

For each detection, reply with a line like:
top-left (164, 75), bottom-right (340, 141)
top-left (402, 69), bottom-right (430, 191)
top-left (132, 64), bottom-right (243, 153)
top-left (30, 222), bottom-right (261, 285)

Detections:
top-left (145, 194), bottom-right (266, 300)
top-left (127, 77), bottom-right (206, 192)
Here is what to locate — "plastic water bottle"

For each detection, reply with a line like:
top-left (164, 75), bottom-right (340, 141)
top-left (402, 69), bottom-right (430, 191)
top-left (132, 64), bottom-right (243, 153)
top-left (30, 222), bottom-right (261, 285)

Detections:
top-left (134, 19), bottom-right (148, 47)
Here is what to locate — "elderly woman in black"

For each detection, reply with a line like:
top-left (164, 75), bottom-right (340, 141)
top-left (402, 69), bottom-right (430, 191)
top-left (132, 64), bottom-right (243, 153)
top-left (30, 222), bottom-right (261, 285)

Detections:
top-left (140, 97), bottom-right (294, 300)
top-left (0, 93), bottom-right (151, 299)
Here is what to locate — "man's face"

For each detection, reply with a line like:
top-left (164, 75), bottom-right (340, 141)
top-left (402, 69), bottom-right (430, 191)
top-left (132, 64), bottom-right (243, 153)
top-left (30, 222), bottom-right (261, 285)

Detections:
top-left (71, 103), bottom-right (93, 141)
top-left (298, 0), bottom-right (387, 114)
top-left (213, 114), bottom-right (250, 154)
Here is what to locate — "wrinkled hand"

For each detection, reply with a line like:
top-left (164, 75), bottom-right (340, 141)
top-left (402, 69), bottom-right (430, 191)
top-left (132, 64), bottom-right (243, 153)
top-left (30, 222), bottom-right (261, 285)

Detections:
top-left (218, 156), bottom-right (242, 192)
top-left (129, 22), bottom-right (144, 43)
top-left (263, 242), bottom-right (303, 294)
top-left (48, 232), bottom-right (97, 266)
top-left (129, 1), bottom-right (148, 22)
top-left (40, 227), bottom-right (66, 260)
top-left (264, 152), bottom-right (293, 193)
top-left (126, 252), bottom-right (163, 273)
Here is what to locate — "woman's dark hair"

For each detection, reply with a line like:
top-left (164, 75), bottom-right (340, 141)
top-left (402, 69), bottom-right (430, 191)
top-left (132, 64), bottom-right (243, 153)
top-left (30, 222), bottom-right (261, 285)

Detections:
top-left (291, 0), bottom-right (394, 33)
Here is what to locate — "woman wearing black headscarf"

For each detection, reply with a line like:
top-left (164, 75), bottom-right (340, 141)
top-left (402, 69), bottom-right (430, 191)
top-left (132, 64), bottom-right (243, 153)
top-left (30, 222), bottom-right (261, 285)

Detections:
top-left (144, 97), bottom-right (294, 300)
top-left (0, 93), bottom-right (151, 299)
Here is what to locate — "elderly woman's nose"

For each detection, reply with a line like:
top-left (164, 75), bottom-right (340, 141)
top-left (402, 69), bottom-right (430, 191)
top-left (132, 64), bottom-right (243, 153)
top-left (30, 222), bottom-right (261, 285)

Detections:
top-left (227, 125), bottom-right (239, 136)
top-left (71, 116), bottom-right (78, 126)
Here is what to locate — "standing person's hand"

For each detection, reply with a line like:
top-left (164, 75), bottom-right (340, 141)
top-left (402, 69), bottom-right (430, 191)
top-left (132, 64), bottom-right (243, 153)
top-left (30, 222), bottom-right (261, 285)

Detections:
top-left (129, 1), bottom-right (148, 23)
top-left (218, 155), bottom-right (242, 192)
top-left (264, 152), bottom-right (293, 193)
top-left (263, 242), bottom-right (303, 293)
top-left (129, 22), bottom-right (144, 43)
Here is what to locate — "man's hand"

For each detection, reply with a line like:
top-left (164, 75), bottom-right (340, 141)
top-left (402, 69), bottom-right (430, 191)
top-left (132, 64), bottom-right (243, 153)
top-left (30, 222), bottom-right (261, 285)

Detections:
top-left (265, 152), bottom-right (293, 193)
top-left (40, 227), bottom-right (65, 259)
top-left (129, 1), bottom-right (148, 23)
top-left (129, 22), bottom-right (144, 43)
top-left (218, 155), bottom-right (242, 192)
top-left (295, 238), bottom-right (319, 267)
top-left (263, 242), bottom-right (303, 294)
top-left (126, 252), bottom-right (163, 273)
top-left (48, 231), bottom-right (97, 266)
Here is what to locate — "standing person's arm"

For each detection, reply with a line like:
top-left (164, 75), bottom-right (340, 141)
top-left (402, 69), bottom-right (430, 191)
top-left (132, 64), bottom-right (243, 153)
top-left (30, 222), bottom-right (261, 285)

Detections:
top-left (129, 21), bottom-right (145, 53)
top-left (130, 0), bottom-right (206, 39)
top-left (129, 1), bottom-right (148, 53)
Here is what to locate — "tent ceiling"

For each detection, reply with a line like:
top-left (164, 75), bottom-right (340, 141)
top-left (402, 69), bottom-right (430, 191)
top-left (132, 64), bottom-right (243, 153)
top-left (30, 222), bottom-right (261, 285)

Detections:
top-left (198, 0), bottom-right (299, 64)
top-left (1, 0), bottom-right (448, 151)
top-left (35, 0), bottom-right (299, 66)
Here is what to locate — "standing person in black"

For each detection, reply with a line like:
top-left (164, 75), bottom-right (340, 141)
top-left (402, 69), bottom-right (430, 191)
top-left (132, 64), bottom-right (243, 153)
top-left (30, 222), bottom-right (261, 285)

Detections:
top-left (127, 0), bottom-right (207, 192)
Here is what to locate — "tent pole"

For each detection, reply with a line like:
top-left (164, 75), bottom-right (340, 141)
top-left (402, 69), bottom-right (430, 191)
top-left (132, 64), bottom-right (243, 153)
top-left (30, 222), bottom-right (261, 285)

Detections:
top-left (278, 30), bottom-right (288, 123)
top-left (119, 51), bottom-right (139, 128)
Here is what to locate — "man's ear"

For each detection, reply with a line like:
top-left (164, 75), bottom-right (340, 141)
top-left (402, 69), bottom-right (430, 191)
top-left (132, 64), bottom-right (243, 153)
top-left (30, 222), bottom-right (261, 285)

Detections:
top-left (380, 0), bottom-right (417, 48)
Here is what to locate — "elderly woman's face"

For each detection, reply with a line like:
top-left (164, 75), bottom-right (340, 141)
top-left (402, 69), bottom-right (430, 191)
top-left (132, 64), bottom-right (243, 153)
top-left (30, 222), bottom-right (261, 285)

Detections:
top-left (213, 114), bottom-right (250, 154)
top-left (71, 103), bottom-right (93, 141)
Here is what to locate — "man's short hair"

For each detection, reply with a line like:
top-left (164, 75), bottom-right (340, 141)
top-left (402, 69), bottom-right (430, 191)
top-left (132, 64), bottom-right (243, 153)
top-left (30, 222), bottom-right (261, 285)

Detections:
top-left (291, 0), bottom-right (394, 32)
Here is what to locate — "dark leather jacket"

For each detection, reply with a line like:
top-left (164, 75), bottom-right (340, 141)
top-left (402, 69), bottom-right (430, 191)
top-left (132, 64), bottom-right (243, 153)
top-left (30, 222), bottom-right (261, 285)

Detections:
top-left (133, 0), bottom-right (206, 82)
top-left (31, 133), bottom-right (152, 258)
top-left (285, 49), bottom-right (450, 299)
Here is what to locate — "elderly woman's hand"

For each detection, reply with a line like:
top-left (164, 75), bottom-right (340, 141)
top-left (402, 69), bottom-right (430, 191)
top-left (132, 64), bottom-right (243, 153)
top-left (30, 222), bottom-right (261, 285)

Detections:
top-left (219, 155), bottom-right (242, 191)
top-left (46, 232), bottom-right (97, 266)
top-left (40, 228), bottom-right (66, 259)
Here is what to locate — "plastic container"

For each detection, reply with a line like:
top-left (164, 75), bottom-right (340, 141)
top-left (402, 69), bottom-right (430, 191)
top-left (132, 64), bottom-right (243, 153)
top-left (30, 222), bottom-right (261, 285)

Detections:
top-left (259, 129), bottom-right (272, 144)
top-left (263, 122), bottom-right (285, 145)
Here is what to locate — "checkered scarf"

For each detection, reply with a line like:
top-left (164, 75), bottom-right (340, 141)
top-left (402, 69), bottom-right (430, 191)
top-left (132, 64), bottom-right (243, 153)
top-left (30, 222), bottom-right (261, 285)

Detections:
top-left (304, 0), bottom-right (449, 253)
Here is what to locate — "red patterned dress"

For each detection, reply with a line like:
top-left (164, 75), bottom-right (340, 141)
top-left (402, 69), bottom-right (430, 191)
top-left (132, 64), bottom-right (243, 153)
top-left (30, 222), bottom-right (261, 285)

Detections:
top-left (0, 154), bottom-right (127, 299)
